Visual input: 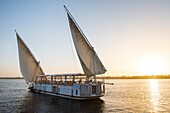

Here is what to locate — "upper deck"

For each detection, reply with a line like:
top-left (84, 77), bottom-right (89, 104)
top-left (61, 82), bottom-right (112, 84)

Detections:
top-left (37, 73), bottom-right (83, 77)
top-left (36, 73), bottom-right (104, 86)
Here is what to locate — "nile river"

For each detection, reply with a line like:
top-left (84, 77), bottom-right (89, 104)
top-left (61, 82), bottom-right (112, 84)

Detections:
top-left (0, 79), bottom-right (170, 112)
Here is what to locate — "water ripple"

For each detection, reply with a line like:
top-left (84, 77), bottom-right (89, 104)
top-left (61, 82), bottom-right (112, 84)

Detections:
top-left (0, 79), bottom-right (170, 112)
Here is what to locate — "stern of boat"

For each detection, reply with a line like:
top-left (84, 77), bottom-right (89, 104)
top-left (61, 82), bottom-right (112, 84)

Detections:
top-left (73, 82), bottom-right (105, 99)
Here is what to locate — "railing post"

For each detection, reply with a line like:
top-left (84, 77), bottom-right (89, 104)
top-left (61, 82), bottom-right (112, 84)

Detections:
top-left (51, 76), bottom-right (53, 85)
top-left (64, 76), bottom-right (67, 86)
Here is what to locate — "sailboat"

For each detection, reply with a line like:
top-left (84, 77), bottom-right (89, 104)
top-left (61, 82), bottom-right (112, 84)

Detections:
top-left (16, 6), bottom-right (107, 100)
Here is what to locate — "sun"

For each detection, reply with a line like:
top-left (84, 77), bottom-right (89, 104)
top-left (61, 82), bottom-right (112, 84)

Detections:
top-left (139, 56), bottom-right (167, 75)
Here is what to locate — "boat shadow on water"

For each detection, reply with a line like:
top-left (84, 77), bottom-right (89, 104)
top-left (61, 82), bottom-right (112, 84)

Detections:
top-left (18, 91), bottom-right (106, 113)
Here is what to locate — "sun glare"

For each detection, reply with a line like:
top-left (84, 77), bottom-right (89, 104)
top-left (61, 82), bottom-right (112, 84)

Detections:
top-left (139, 56), bottom-right (167, 75)
top-left (150, 79), bottom-right (158, 92)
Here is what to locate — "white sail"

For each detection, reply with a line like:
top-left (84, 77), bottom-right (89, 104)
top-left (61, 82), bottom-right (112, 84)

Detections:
top-left (65, 7), bottom-right (107, 77)
top-left (16, 31), bottom-right (45, 83)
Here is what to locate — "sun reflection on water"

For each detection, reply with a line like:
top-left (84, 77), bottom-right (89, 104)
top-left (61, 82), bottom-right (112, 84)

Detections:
top-left (150, 79), bottom-right (160, 111)
top-left (150, 79), bottom-right (158, 92)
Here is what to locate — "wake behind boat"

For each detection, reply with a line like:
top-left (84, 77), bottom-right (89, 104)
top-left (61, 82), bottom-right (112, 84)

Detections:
top-left (15, 6), bottom-right (107, 100)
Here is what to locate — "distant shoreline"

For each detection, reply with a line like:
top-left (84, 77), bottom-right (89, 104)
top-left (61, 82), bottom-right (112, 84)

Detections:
top-left (0, 77), bottom-right (23, 79)
top-left (1, 75), bottom-right (170, 79)
top-left (97, 75), bottom-right (170, 79)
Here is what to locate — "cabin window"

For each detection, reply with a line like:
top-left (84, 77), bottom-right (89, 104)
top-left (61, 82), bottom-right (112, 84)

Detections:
top-left (41, 76), bottom-right (46, 84)
top-left (53, 86), bottom-right (56, 92)
top-left (92, 85), bottom-right (96, 94)
top-left (46, 76), bottom-right (51, 84)
top-left (72, 90), bottom-right (73, 95)
top-left (76, 90), bottom-right (78, 95)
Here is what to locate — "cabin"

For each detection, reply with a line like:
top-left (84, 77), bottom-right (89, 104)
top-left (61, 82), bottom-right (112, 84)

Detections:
top-left (33, 73), bottom-right (105, 100)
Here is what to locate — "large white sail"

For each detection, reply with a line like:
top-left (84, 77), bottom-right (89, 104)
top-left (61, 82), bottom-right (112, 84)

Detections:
top-left (65, 6), bottom-right (107, 77)
top-left (16, 31), bottom-right (45, 83)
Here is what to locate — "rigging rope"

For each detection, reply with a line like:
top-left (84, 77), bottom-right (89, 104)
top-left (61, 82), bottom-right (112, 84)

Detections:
top-left (64, 9), bottom-right (78, 73)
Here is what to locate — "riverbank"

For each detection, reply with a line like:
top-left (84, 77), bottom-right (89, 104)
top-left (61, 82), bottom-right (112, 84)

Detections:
top-left (98, 75), bottom-right (170, 79)
top-left (0, 77), bottom-right (23, 79)
top-left (1, 75), bottom-right (170, 79)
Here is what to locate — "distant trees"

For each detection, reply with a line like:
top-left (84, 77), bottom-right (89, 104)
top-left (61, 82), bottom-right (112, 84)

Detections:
top-left (96, 74), bottom-right (170, 79)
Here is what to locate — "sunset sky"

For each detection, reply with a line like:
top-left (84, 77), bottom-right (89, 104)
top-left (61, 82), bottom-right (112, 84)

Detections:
top-left (0, 0), bottom-right (170, 77)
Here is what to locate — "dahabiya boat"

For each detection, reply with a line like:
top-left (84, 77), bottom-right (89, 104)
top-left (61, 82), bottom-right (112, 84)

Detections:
top-left (15, 6), bottom-right (107, 100)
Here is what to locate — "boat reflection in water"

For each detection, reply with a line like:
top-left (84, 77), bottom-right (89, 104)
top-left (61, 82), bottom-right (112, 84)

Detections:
top-left (17, 91), bottom-right (105, 113)
top-left (150, 79), bottom-right (160, 112)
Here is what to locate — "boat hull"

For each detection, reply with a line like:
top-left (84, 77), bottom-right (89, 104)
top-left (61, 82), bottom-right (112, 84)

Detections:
top-left (30, 88), bottom-right (103, 100)
top-left (31, 83), bottom-right (105, 100)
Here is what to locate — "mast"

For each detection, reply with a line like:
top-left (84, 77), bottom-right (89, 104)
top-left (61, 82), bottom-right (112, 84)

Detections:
top-left (31, 61), bottom-right (40, 82)
top-left (64, 6), bottom-right (107, 78)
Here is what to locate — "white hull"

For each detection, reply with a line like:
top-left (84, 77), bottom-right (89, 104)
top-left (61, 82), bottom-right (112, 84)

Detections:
top-left (31, 90), bottom-right (102, 100)
top-left (31, 83), bottom-right (105, 100)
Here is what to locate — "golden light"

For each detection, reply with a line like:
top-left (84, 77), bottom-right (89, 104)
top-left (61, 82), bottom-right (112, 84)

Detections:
top-left (150, 79), bottom-right (158, 92)
top-left (139, 56), bottom-right (167, 75)
top-left (150, 79), bottom-right (160, 111)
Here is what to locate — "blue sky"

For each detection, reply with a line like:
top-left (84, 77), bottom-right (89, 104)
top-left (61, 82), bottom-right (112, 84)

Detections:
top-left (0, 0), bottom-right (170, 77)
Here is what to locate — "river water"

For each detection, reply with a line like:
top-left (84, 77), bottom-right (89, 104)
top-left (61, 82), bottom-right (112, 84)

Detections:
top-left (0, 79), bottom-right (170, 112)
